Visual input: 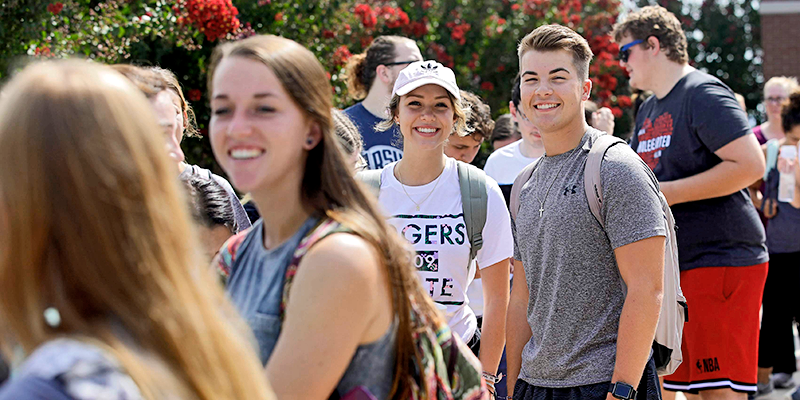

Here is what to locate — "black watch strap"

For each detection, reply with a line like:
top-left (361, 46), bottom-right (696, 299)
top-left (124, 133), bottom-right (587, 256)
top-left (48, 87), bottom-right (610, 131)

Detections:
top-left (609, 382), bottom-right (637, 399)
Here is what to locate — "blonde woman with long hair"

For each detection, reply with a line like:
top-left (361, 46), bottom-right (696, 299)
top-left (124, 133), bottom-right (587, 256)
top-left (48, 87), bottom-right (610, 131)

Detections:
top-left (0, 61), bottom-right (275, 400)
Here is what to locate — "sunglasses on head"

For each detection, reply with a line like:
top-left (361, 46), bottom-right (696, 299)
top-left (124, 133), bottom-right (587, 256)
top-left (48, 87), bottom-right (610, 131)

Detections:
top-left (618, 39), bottom-right (644, 63)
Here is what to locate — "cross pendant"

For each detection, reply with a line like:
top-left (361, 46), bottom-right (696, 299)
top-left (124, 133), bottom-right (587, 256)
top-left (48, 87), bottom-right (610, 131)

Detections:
top-left (539, 206), bottom-right (544, 217)
top-left (416, 205), bottom-right (420, 211)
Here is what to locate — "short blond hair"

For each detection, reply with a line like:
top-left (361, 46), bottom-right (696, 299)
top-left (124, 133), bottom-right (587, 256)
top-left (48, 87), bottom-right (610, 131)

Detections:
top-left (518, 24), bottom-right (594, 80)
top-left (765, 76), bottom-right (799, 97)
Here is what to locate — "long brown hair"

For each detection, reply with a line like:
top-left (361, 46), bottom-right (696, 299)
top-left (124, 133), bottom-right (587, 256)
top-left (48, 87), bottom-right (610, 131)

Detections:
top-left (0, 60), bottom-right (275, 400)
top-left (208, 35), bottom-right (445, 399)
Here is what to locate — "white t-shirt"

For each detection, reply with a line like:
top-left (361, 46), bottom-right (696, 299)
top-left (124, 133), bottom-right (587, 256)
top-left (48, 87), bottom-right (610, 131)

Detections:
top-left (483, 139), bottom-right (540, 185)
top-left (377, 157), bottom-right (513, 342)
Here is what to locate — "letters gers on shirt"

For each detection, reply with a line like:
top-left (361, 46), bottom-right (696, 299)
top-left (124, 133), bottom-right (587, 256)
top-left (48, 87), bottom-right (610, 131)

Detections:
top-left (636, 113), bottom-right (674, 170)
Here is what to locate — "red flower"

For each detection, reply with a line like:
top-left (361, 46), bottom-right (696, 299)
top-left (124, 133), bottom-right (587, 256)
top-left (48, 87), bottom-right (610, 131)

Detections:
top-left (355, 4), bottom-right (377, 28)
top-left (611, 107), bottom-right (623, 118)
top-left (467, 61), bottom-right (476, 70)
top-left (47, 2), bottom-right (64, 14)
top-left (344, 23), bottom-right (351, 31)
top-left (274, 12), bottom-right (283, 21)
top-left (406, 20), bottom-right (428, 37)
top-left (497, 18), bottom-right (507, 25)
top-left (176, 0), bottom-right (241, 41)
top-left (34, 46), bottom-right (53, 57)
top-left (481, 81), bottom-right (495, 91)
top-left (384, 8), bottom-right (409, 29)
top-left (188, 89), bottom-right (202, 102)
top-left (497, 65), bottom-right (505, 72)
top-left (450, 23), bottom-right (471, 45)
top-left (333, 45), bottom-right (352, 67)
top-left (422, 0), bottom-right (433, 9)
top-left (511, 4), bottom-right (520, 11)
top-left (617, 95), bottom-right (632, 108)
top-left (570, 14), bottom-right (581, 25)
top-left (322, 29), bottom-right (335, 39)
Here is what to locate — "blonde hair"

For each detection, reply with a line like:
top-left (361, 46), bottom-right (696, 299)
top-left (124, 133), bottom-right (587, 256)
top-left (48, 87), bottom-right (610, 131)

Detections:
top-left (376, 91), bottom-right (470, 137)
top-left (0, 60), bottom-right (274, 400)
top-left (765, 76), bottom-right (799, 97)
top-left (208, 35), bottom-right (445, 399)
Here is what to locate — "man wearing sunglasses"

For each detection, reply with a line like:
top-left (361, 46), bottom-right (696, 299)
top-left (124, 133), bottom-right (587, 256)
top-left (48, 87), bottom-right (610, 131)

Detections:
top-left (613, 6), bottom-right (768, 400)
top-left (344, 36), bottom-right (423, 169)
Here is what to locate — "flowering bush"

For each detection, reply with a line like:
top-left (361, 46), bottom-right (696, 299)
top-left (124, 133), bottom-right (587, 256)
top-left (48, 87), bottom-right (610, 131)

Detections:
top-left (3, 0), bottom-right (637, 169)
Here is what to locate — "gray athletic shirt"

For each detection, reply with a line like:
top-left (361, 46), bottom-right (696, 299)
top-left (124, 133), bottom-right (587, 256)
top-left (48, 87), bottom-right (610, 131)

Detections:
top-left (512, 128), bottom-right (666, 387)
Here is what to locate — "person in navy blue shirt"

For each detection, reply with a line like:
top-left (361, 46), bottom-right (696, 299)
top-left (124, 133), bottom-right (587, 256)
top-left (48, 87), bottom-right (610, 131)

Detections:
top-left (344, 36), bottom-right (422, 169)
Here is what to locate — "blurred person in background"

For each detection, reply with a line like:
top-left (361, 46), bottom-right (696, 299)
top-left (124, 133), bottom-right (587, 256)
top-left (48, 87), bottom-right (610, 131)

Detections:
top-left (490, 114), bottom-right (521, 151)
top-left (344, 36), bottom-right (423, 169)
top-left (112, 64), bottom-right (251, 230)
top-left (181, 175), bottom-right (240, 264)
top-left (444, 90), bottom-right (495, 164)
top-left (0, 60), bottom-right (275, 400)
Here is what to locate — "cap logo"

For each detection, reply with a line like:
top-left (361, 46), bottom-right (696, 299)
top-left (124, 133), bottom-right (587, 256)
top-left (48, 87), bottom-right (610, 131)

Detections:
top-left (421, 62), bottom-right (438, 71)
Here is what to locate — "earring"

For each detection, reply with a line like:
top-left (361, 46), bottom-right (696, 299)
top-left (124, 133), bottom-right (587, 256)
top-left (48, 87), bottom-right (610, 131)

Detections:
top-left (306, 138), bottom-right (314, 145)
top-left (43, 307), bottom-right (61, 328)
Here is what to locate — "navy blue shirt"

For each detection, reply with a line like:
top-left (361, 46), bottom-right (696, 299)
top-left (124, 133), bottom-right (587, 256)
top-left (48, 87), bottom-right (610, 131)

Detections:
top-left (631, 70), bottom-right (767, 270)
top-left (343, 103), bottom-right (403, 169)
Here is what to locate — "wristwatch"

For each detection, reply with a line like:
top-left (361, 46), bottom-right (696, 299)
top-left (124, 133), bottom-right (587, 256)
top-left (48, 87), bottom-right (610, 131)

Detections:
top-left (609, 382), bottom-right (637, 399)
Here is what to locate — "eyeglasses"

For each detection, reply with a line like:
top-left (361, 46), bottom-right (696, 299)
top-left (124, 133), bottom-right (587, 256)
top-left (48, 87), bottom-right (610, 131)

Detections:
top-left (383, 60), bottom-right (417, 67)
top-left (766, 96), bottom-right (788, 104)
top-left (618, 39), bottom-right (644, 63)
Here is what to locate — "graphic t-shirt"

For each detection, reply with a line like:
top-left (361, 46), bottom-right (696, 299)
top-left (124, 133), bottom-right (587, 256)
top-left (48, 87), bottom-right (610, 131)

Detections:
top-left (344, 103), bottom-right (403, 170)
top-left (483, 139), bottom-right (540, 204)
top-left (632, 70), bottom-right (767, 270)
top-left (377, 157), bottom-right (513, 342)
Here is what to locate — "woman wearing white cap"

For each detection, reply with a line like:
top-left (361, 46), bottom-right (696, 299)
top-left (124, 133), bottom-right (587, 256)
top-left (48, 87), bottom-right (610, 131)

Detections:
top-left (372, 60), bottom-right (513, 393)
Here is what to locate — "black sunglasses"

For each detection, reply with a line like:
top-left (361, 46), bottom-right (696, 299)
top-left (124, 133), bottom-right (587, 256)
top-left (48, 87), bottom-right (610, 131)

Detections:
top-left (618, 39), bottom-right (644, 63)
top-left (383, 60), bottom-right (417, 67)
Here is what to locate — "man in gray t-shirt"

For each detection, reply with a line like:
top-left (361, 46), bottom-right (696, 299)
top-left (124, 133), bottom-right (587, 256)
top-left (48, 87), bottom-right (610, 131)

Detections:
top-left (507, 25), bottom-right (666, 400)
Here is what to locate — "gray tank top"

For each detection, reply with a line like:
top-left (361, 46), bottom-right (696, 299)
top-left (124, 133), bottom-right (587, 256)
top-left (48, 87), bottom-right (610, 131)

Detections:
top-left (226, 217), bottom-right (397, 399)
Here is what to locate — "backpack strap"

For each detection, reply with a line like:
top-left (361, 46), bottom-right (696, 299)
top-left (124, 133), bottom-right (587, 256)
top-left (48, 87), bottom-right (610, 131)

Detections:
top-left (456, 161), bottom-right (487, 265)
top-left (356, 169), bottom-right (382, 197)
top-left (216, 227), bottom-right (253, 284)
top-left (509, 159), bottom-right (541, 222)
top-left (280, 218), bottom-right (351, 322)
top-left (583, 135), bottom-right (627, 228)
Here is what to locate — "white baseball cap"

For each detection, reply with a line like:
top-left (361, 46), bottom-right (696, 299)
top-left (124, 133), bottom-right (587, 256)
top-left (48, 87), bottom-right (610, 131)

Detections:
top-left (392, 60), bottom-right (460, 100)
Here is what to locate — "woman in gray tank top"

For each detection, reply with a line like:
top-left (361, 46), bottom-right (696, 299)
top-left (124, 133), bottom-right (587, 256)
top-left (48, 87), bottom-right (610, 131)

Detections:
top-left (207, 35), bottom-right (446, 399)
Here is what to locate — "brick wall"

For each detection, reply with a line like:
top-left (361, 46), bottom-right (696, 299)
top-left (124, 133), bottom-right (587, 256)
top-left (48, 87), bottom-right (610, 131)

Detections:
top-left (762, 0), bottom-right (800, 79)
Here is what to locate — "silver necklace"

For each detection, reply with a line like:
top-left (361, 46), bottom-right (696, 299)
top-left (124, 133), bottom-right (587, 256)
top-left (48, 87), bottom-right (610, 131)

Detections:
top-left (534, 148), bottom-right (577, 217)
top-left (396, 165), bottom-right (443, 211)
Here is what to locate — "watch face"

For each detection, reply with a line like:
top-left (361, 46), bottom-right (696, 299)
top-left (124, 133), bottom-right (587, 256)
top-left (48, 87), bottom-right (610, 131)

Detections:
top-left (614, 384), bottom-right (632, 398)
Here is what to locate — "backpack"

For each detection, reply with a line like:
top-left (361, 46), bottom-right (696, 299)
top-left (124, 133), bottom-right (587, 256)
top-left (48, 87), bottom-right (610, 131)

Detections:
top-left (509, 135), bottom-right (688, 376)
top-left (357, 161), bottom-right (488, 265)
top-left (217, 218), bottom-right (487, 400)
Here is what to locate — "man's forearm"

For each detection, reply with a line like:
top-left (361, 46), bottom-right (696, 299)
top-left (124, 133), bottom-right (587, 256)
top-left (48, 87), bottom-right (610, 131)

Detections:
top-left (611, 288), bottom-right (662, 387)
top-left (662, 159), bottom-right (763, 206)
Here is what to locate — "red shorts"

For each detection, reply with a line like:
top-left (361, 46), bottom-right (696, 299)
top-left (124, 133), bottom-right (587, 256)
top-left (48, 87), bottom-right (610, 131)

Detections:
top-left (663, 263), bottom-right (768, 394)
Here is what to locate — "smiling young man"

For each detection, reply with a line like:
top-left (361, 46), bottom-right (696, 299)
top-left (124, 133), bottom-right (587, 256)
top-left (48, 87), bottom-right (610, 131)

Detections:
top-left (612, 6), bottom-right (768, 400)
top-left (506, 24), bottom-right (667, 400)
